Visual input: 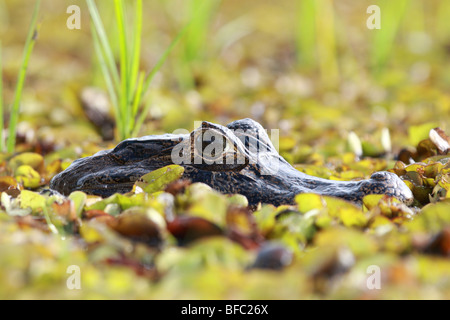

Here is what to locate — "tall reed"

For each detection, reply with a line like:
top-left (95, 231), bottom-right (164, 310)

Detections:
top-left (296, 0), bottom-right (339, 88)
top-left (87, 0), bottom-right (188, 141)
top-left (0, 0), bottom-right (41, 153)
top-left (0, 43), bottom-right (4, 152)
top-left (296, 0), bottom-right (316, 68)
top-left (175, 0), bottom-right (221, 90)
top-left (370, 0), bottom-right (409, 74)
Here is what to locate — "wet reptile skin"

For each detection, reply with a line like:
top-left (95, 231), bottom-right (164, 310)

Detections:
top-left (50, 118), bottom-right (414, 207)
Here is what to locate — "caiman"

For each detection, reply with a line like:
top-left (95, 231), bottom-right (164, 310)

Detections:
top-left (50, 118), bottom-right (414, 207)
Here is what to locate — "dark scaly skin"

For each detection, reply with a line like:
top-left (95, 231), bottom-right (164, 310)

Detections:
top-left (50, 118), bottom-right (414, 207)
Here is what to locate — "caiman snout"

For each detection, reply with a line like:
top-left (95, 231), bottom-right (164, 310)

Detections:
top-left (363, 171), bottom-right (414, 205)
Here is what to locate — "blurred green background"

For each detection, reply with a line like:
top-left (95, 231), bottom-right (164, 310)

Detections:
top-left (1, 0), bottom-right (450, 300)
top-left (0, 0), bottom-right (449, 157)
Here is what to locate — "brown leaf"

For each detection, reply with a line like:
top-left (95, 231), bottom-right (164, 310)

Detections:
top-left (167, 216), bottom-right (223, 246)
top-left (0, 176), bottom-right (18, 192)
top-left (164, 179), bottom-right (191, 196)
top-left (397, 148), bottom-right (416, 164)
top-left (306, 247), bottom-right (355, 283)
top-left (110, 211), bottom-right (163, 247)
top-left (51, 199), bottom-right (77, 222)
top-left (416, 139), bottom-right (438, 160)
top-left (422, 227), bottom-right (450, 257)
top-left (83, 209), bottom-right (116, 224)
top-left (0, 176), bottom-right (21, 198)
top-left (226, 206), bottom-right (263, 250)
top-left (15, 215), bottom-right (50, 233)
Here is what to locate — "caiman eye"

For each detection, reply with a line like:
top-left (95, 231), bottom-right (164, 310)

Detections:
top-left (195, 130), bottom-right (231, 162)
top-left (190, 125), bottom-right (248, 171)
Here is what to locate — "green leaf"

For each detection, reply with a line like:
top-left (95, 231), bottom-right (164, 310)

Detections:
top-left (9, 152), bottom-right (44, 173)
top-left (406, 202), bottom-right (450, 232)
top-left (186, 184), bottom-right (227, 228)
top-left (323, 196), bottom-right (368, 227)
top-left (363, 194), bottom-right (384, 210)
top-left (226, 194), bottom-right (249, 208)
top-left (271, 212), bottom-right (317, 252)
top-left (296, 194), bottom-right (367, 228)
top-left (18, 190), bottom-right (59, 234)
top-left (87, 193), bottom-right (146, 213)
top-left (296, 193), bottom-right (325, 213)
top-left (69, 191), bottom-right (87, 218)
top-left (137, 165), bottom-right (185, 194)
top-left (338, 207), bottom-right (368, 228)
top-left (1, 192), bottom-right (30, 217)
top-left (19, 190), bottom-right (46, 213)
top-left (408, 122), bottom-right (439, 147)
top-left (14, 165), bottom-right (41, 189)
top-left (253, 205), bottom-right (278, 236)
top-left (314, 227), bottom-right (379, 257)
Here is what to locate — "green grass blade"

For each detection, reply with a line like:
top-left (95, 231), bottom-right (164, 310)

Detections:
top-left (133, 97), bottom-right (152, 139)
top-left (114, 0), bottom-right (130, 140)
top-left (174, 0), bottom-right (220, 89)
top-left (86, 0), bottom-right (120, 93)
top-left (132, 71), bottom-right (145, 118)
top-left (370, 0), bottom-right (409, 74)
top-left (136, 25), bottom-right (190, 132)
top-left (6, 0), bottom-right (40, 153)
top-left (128, 0), bottom-right (142, 106)
top-left (0, 42), bottom-right (4, 152)
top-left (134, 8), bottom-right (199, 135)
top-left (91, 23), bottom-right (122, 137)
top-left (184, 0), bottom-right (220, 62)
top-left (141, 23), bottom-right (190, 100)
top-left (88, 0), bottom-right (190, 140)
top-left (130, 71), bottom-right (145, 136)
top-left (296, 0), bottom-right (316, 68)
top-left (315, 0), bottom-right (339, 88)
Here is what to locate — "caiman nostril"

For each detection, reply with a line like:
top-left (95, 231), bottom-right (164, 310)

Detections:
top-left (366, 171), bottom-right (414, 205)
top-left (370, 171), bottom-right (391, 181)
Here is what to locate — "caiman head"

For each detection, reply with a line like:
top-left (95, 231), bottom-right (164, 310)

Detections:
top-left (50, 118), bottom-right (413, 207)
